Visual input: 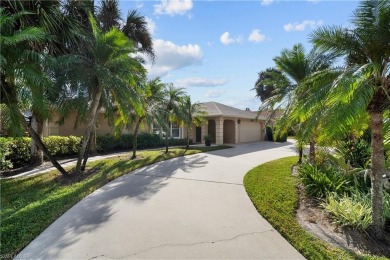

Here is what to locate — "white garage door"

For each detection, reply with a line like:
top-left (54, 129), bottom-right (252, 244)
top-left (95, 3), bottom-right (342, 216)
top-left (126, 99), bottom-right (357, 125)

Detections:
top-left (239, 120), bottom-right (262, 142)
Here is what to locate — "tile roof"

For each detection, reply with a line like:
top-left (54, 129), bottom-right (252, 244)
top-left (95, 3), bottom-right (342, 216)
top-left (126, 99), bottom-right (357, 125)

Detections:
top-left (199, 101), bottom-right (267, 120)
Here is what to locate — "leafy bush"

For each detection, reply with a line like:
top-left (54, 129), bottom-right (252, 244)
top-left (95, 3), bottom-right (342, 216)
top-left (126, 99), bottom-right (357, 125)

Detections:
top-left (299, 163), bottom-right (350, 198)
top-left (8, 137), bottom-right (31, 168)
top-left (43, 136), bottom-right (82, 157)
top-left (274, 131), bottom-right (288, 142)
top-left (0, 138), bottom-right (13, 170)
top-left (323, 191), bottom-right (390, 230)
top-left (335, 137), bottom-right (371, 169)
top-left (323, 191), bottom-right (372, 230)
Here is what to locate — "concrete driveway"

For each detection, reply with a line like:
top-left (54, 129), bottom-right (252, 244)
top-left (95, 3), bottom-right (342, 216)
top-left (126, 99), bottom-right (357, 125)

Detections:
top-left (20, 141), bottom-right (304, 259)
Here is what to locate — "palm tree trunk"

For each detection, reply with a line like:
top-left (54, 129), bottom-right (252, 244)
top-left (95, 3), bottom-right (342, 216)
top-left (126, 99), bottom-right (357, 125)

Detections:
top-left (369, 111), bottom-right (385, 237)
top-left (186, 127), bottom-right (190, 150)
top-left (298, 147), bottom-right (303, 164)
top-left (309, 137), bottom-right (316, 165)
top-left (18, 109), bottom-right (69, 176)
top-left (81, 103), bottom-right (101, 170)
top-left (76, 86), bottom-right (103, 174)
top-left (165, 130), bottom-right (169, 154)
top-left (131, 117), bottom-right (142, 159)
top-left (30, 112), bottom-right (44, 165)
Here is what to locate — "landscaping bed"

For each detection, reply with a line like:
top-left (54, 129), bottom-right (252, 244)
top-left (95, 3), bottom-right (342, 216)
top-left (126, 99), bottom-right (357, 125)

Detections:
top-left (244, 156), bottom-right (388, 260)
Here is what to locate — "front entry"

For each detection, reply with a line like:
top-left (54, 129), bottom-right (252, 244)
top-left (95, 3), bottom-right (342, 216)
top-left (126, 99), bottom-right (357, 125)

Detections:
top-left (196, 126), bottom-right (202, 143)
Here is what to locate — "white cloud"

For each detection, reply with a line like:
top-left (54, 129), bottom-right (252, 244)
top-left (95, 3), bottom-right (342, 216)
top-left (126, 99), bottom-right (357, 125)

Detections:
top-left (154, 0), bottom-right (193, 16)
top-left (261, 0), bottom-right (274, 6)
top-left (220, 32), bottom-right (242, 45)
top-left (145, 39), bottom-right (202, 78)
top-left (248, 29), bottom-right (266, 43)
top-left (145, 17), bottom-right (156, 35)
top-left (176, 77), bottom-right (228, 88)
top-left (283, 20), bottom-right (324, 32)
top-left (205, 90), bottom-right (226, 98)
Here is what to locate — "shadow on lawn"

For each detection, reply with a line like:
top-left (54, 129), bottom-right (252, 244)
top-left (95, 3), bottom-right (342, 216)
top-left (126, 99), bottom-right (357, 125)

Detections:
top-left (20, 153), bottom-right (209, 259)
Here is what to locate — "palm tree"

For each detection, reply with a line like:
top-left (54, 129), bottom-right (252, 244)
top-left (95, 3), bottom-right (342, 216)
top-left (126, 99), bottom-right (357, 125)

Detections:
top-left (118, 78), bottom-right (167, 159)
top-left (261, 43), bottom-right (334, 164)
top-left (310, 0), bottom-right (390, 235)
top-left (58, 14), bottom-right (145, 174)
top-left (97, 0), bottom-right (155, 59)
top-left (0, 7), bottom-right (69, 176)
top-left (180, 96), bottom-right (207, 149)
top-left (1, 0), bottom-right (87, 165)
top-left (162, 84), bottom-right (186, 154)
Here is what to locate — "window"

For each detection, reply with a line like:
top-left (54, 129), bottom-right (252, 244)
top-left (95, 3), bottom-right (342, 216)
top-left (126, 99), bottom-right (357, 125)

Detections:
top-left (171, 122), bottom-right (180, 138)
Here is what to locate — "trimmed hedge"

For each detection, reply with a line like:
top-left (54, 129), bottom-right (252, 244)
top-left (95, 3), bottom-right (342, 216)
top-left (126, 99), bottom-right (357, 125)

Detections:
top-left (1, 134), bottom-right (190, 170)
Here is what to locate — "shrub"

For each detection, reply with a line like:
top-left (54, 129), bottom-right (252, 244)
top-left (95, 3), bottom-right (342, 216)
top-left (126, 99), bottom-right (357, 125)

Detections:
top-left (299, 163), bottom-right (350, 198)
top-left (335, 138), bottom-right (371, 169)
top-left (0, 138), bottom-right (13, 170)
top-left (43, 136), bottom-right (82, 157)
top-left (323, 191), bottom-right (372, 230)
top-left (8, 137), bottom-right (31, 168)
top-left (274, 131), bottom-right (288, 142)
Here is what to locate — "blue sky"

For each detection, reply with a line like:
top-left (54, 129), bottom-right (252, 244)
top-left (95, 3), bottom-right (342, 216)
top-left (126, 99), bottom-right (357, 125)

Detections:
top-left (118, 0), bottom-right (359, 110)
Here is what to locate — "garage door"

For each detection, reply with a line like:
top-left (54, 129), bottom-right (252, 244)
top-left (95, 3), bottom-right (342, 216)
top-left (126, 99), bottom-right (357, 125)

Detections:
top-left (239, 120), bottom-right (262, 142)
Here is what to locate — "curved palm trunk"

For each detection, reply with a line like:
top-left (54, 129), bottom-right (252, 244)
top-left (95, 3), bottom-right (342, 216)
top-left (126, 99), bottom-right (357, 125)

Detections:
top-left (298, 147), bottom-right (303, 164)
top-left (17, 109), bottom-right (69, 176)
top-left (131, 117), bottom-right (142, 159)
top-left (30, 113), bottom-right (44, 165)
top-left (369, 111), bottom-right (385, 236)
top-left (76, 86), bottom-right (103, 174)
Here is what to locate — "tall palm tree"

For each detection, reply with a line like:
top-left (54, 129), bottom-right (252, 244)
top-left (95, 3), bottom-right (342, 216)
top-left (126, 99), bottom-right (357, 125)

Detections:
top-left (58, 14), bottom-right (145, 174)
top-left (1, 0), bottom-right (87, 165)
top-left (0, 7), bottom-right (69, 176)
top-left (180, 96), bottom-right (207, 149)
top-left (310, 0), bottom-right (390, 235)
top-left (162, 84), bottom-right (186, 154)
top-left (97, 0), bottom-right (155, 59)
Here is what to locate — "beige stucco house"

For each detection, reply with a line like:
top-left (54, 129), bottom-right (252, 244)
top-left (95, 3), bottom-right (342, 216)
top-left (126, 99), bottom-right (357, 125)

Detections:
top-left (41, 101), bottom-right (267, 145)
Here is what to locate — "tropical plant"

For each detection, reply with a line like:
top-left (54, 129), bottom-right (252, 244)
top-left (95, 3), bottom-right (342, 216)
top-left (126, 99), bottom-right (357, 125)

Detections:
top-left (56, 14), bottom-right (145, 174)
top-left (253, 68), bottom-right (287, 102)
top-left (97, 0), bottom-right (155, 59)
top-left (180, 96), bottom-right (207, 149)
top-left (299, 163), bottom-right (351, 198)
top-left (0, 7), bottom-right (69, 176)
top-left (310, 0), bottom-right (390, 234)
top-left (161, 84), bottom-right (186, 154)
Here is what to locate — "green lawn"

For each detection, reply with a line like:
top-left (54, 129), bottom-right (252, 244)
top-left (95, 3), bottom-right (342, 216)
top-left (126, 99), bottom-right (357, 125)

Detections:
top-left (243, 156), bottom-right (386, 260)
top-left (0, 146), bottom-right (229, 258)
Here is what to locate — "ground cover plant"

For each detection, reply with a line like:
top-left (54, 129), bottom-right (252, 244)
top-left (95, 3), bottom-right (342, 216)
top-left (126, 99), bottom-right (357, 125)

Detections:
top-left (0, 145), bottom-right (229, 259)
top-left (244, 156), bottom-right (387, 260)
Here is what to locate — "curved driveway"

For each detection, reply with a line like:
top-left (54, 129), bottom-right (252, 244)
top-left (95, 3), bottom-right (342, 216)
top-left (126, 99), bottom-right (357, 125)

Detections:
top-left (20, 141), bottom-right (304, 259)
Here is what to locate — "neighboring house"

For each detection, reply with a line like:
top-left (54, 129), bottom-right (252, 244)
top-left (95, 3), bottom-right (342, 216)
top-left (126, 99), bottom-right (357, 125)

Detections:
top-left (41, 101), bottom-right (267, 145)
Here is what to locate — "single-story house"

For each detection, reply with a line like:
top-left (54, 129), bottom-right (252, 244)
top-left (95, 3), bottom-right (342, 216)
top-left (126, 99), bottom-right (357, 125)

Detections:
top-left (41, 101), bottom-right (267, 145)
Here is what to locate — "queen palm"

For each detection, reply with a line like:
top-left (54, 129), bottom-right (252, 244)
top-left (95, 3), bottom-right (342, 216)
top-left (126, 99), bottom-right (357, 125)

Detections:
top-left (58, 14), bottom-right (145, 174)
top-left (97, 0), bottom-right (155, 59)
top-left (310, 0), bottom-right (390, 235)
top-left (162, 84), bottom-right (186, 154)
top-left (180, 96), bottom-right (207, 150)
top-left (0, 7), bottom-right (69, 176)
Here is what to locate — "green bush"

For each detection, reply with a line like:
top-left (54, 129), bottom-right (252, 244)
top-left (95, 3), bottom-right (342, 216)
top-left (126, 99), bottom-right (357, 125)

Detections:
top-left (274, 131), bottom-right (288, 142)
top-left (8, 137), bottom-right (31, 168)
top-left (335, 137), bottom-right (371, 169)
top-left (0, 138), bottom-right (13, 170)
top-left (43, 136), bottom-right (82, 157)
top-left (299, 163), bottom-right (350, 198)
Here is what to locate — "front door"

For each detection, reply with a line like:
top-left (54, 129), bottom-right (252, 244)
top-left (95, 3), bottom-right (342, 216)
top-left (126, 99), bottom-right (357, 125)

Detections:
top-left (196, 127), bottom-right (202, 143)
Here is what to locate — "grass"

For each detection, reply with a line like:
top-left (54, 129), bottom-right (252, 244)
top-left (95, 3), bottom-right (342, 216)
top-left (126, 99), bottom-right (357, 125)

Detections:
top-left (0, 145), bottom-right (229, 258)
top-left (243, 156), bottom-right (386, 260)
